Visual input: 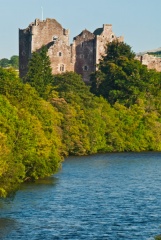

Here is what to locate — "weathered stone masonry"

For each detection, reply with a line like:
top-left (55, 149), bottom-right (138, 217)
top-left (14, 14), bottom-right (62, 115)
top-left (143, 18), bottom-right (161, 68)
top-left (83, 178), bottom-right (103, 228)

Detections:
top-left (19, 18), bottom-right (123, 82)
top-left (136, 53), bottom-right (161, 72)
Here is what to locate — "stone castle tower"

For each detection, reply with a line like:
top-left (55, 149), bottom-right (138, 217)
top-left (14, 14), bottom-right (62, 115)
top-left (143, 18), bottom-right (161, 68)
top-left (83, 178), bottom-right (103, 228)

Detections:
top-left (19, 18), bottom-right (123, 82)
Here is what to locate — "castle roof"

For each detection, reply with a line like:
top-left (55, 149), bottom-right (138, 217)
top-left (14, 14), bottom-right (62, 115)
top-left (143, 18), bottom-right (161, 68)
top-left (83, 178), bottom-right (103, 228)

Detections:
top-left (93, 28), bottom-right (103, 35)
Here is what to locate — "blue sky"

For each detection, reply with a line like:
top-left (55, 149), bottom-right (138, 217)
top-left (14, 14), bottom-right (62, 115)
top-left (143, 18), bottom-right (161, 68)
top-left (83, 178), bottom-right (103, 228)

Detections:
top-left (0, 0), bottom-right (161, 59)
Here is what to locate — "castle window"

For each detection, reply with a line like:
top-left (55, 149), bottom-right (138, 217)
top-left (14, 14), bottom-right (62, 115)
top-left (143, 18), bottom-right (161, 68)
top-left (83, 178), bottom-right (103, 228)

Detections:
top-left (53, 35), bottom-right (58, 41)
top-left (83, 65), bottom-right (88, 71)
top-left (80, 54), bottom-right (84, 59)
top-left (60, 64), bottom-right (65, 72)
top-left (112, 35), bottom-right (114, 38)
top-left (81, 42), bottom-right (84, 47)
top-left (58, 52), bottom-right (62, 57)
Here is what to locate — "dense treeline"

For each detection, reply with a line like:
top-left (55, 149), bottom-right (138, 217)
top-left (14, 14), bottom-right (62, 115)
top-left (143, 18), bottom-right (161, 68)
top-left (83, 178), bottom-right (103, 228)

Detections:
top-left (0, 55), bottom-right (19, 69)
top-left (1, 42), bottom-right (161, 197)
top-left (0, 68), bottom-right (63, 197)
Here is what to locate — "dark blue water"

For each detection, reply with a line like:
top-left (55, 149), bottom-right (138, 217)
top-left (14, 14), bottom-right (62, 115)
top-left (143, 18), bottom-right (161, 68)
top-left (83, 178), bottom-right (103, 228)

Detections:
top-left (1, 152), bottom-right (161, 240)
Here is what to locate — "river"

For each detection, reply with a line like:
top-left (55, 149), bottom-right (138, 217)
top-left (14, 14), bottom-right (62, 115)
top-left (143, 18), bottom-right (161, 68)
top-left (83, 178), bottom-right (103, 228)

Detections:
top-left (0, 152), bottom-right (161, 240)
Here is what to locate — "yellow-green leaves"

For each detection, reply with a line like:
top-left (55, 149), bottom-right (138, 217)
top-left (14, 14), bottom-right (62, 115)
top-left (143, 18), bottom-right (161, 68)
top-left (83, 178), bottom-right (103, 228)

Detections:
top-left (0, 68), bottom-right (63, 197)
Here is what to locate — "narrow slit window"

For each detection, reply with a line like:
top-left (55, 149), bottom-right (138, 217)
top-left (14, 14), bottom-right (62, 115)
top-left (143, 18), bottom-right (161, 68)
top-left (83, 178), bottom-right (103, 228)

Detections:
top-left (83, 65), bottom-right (88, 71)
top-left (60, 64), bottom-right (65, 72)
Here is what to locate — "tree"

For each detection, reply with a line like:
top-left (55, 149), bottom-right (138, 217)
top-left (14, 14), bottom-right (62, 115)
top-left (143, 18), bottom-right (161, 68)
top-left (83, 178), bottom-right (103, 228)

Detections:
top-left (10, 55), bottom-right (19, 69)
top-left (0, 67), bottom-right (63, 197)
top-left (24, 46), bottom-right (53, 97)
top-left (0, 58), bottom-right (10, 68)
top-left (0, 56), bottom-right (19, 69)
top-left (52, 72), bottom-right (93, 104)
top-left (50, 72), bottom-right (107, 155)
top-left (102, 40), bottom-right (135, 63)
top-left (90, 40), bottom-right (154, 106)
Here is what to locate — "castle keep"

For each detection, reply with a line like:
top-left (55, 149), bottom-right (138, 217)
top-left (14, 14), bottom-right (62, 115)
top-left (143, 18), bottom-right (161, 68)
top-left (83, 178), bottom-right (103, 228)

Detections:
top-left (19, 18), bottom-right (123, 82)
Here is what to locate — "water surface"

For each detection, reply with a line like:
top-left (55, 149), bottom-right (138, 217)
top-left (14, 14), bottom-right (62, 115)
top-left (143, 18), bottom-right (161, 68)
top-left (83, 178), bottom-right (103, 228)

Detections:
top-left (0, 152), bottom-right (161, 239)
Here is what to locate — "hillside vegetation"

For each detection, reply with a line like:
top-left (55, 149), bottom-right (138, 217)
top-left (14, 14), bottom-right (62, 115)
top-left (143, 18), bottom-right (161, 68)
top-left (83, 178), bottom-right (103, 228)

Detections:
top-left (1, 42), bottom-right (161, 197)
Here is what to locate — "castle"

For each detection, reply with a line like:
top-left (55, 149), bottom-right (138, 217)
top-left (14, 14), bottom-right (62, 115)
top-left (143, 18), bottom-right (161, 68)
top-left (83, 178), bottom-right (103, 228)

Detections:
top-left (136, 48), bottom-right (161, 72)
top-left (19, 18), bottom-right (123, 82)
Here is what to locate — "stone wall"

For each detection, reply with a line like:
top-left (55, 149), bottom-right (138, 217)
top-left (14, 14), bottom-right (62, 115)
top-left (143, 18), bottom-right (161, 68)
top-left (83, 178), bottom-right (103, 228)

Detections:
top-left (19, 18), bottom-right (123, 82)
top-left (19, 18), bottom-right (72, 78)
top-left (73, 29), bottom-right (95, 83)
top-left (94, 24), bottom-right (124, 65)
top-left (136, 54), bottom-right (161, 72)
top-left (31, 18), bottom-right (70, 52)
top-left (48, 39), bottom-right (74, 74)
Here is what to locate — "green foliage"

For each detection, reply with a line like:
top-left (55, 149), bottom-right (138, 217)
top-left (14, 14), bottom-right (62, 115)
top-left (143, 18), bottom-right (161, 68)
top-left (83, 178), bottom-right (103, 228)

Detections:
top-left (155, 235), bottom-right (161, 240)
top-left (90, 40), bottom-right (161, 107)
top-left (0, 55), bottom-right (19, 69)
top-left (0, 58), bottom-right (10, 68)
top-left (148, 51), bottom-right (161, 58)
top-left (0, 95), bottom-right (25, 197)
top-left (0, 67), bottom-right (63, 197)
top-left (103, 40), bottom-right (135, 62)
top-left (24, 46), bottom-right (53, 98)
top-left (50, 72), bottom-right (107, 155)
top-left (10, 55), bottom-right (19, 69)
top-left (50, 71), bottom-right (161, 154)
top-left (1, 40), bottom-right (161, 197)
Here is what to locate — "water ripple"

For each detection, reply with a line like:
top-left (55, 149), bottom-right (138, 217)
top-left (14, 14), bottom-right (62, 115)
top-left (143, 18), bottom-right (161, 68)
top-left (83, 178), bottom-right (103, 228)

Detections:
top-left (0, 152), bottom-right (161, 239)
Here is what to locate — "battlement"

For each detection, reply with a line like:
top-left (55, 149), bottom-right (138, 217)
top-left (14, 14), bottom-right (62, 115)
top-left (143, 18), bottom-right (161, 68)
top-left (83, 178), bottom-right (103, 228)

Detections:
top-left (103, 24), bottom-right (112, 29)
